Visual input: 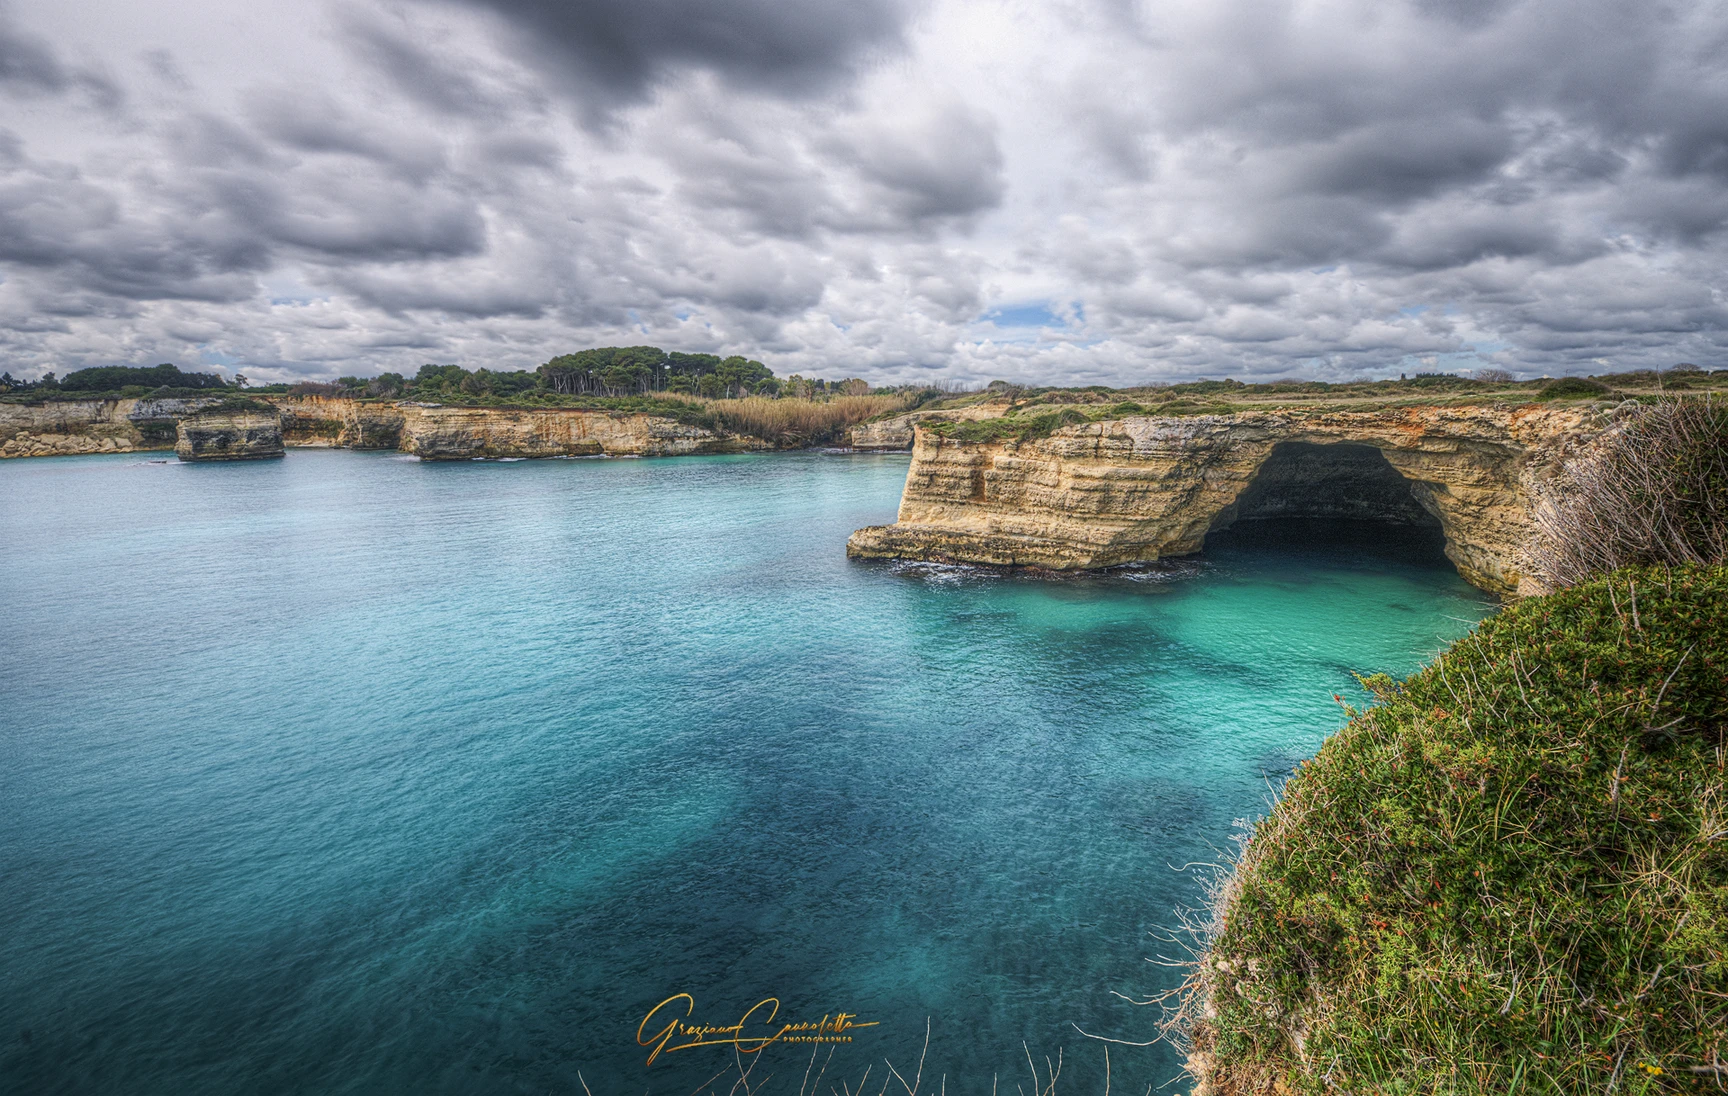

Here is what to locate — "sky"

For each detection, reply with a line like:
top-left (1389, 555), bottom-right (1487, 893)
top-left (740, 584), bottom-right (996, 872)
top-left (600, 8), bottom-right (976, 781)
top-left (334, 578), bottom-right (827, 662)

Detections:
top-left (1, 0), bottom-right (1725, 386)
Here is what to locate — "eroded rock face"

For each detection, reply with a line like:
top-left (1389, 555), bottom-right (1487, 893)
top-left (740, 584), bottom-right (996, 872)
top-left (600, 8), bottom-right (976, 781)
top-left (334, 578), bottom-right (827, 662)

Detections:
top-left (847, 405), bottom-right (1606, 595)
top-left (396, 405), bottom-right (768, 458)
top-left (175, 411), bottom-right (285, 461)
top-left (848, 402), bottom-right (1009, 450)
top-left (0, 397), bottom-right (225, 457)
top-left (273, 396), bottom-right (406, 450)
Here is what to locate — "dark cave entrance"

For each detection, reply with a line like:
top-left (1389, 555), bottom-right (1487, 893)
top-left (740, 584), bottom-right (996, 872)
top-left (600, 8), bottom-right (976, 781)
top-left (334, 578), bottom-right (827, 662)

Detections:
top-left (1202, 442), bottom-right (1451, 565)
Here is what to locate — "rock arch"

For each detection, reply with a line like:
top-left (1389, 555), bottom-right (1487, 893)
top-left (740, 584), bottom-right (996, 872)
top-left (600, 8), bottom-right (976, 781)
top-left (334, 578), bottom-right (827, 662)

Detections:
top-left (846, 406), bottom-right (1603, 596)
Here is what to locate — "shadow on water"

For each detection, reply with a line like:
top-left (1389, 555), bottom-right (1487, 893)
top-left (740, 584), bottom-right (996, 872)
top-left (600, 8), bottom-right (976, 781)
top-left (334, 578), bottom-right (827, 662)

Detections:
top-left (1203, 516), bottom-right (1453, 572)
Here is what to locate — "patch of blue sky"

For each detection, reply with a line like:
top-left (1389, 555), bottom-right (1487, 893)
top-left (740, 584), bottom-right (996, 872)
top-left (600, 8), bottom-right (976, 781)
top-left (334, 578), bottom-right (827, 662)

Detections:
top-left (984, 303), bottom-right (1064, 328)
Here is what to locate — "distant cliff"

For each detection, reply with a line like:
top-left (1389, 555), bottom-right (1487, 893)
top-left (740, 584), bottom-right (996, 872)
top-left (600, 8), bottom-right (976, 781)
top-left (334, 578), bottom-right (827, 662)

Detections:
top-left (176, 404), bottom-right (285, 461)
top-left (0, 397), bottom-right (221, 458)
top-left (0, 396), bottom-right (771, 461)
top-left (848, 405), bottom-right (1608, 595)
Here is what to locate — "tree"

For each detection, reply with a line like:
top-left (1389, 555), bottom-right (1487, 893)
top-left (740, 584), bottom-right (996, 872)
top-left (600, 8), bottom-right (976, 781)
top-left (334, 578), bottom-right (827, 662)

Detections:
top-left (367, 373), bottom-right (405, 397)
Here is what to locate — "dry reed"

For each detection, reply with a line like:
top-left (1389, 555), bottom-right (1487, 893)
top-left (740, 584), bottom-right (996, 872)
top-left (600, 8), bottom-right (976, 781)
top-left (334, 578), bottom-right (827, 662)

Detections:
top-left (702, 393), bottom-right (918, 444)
top-left (1530, 395), bottom-right (1728, 588)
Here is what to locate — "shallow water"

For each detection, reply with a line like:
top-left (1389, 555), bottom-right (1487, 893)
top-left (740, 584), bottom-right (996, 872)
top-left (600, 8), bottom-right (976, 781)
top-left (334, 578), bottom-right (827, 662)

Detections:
top-left (0, 450), bottom-right (1492, 1094)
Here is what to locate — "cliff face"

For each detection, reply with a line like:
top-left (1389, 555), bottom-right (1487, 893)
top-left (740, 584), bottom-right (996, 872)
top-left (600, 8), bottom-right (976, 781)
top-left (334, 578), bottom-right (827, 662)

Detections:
top-left (274, 396), bottom-right (406, 450)
top-left (175, 409), bottom-right (285, 461)
top-left (2, 396), bottom-right (768, 460)
top-left (0, 397), bottom-right (222, 457)
top-left (394, 405), bottom-right (766, 458)
top-left (847, 405), bottom-right (1605, 595)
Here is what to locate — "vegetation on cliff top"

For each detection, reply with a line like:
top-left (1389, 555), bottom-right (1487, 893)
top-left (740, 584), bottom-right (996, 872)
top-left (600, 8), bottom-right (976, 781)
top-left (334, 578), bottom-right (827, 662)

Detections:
top-left (911, 366), bottom-right (1728, 425)
top-left (1181, 565), bottom-right (1727, 1093)
top-left (1176, 406), bottom-right (1728, 1093)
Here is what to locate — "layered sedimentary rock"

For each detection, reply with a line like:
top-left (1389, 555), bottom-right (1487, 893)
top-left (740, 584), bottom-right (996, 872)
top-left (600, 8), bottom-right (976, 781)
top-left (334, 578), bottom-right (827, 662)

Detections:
top-left (395, 405), bottom-right (766, 458)
top-left (274, 396), bottom-right (406, 450)
top-left (848, 403), bottom-right (1008, 450)
top-left (848, 405), bottom-right (1607, 595)
top-left (2, 396), bottom-right (769, 460)
top-left (0, 397), bottom-right (224, 457)
top-left (175, 409), bottom-right (285, 461)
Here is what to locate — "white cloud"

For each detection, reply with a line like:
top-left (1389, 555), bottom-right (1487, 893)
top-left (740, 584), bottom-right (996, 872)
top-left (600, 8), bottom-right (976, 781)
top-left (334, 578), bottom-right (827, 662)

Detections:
top-left (0, 0), bottom-right (1723, 383)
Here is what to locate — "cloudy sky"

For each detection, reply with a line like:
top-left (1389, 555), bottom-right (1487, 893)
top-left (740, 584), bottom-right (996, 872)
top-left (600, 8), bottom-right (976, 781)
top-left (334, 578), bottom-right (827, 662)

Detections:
top-left (2, 0), bottom-right (1725, 385)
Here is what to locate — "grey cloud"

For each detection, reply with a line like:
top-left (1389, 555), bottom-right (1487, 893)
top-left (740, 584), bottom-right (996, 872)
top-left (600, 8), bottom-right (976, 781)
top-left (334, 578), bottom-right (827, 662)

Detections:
top-left (0, 0), bottom-right (1724, 383)
top-left (434, 0), bottom-right (914, 118)
top-left (1413, 0), bottom-right (1520, 29)
top-left (657, 96), bottom-right (1003, 241)
top-left (844, 105), bottom-right (1005, 224)
top-left (341, 17), bottom-right (508, 118)
top-left (1292, 119), bottom-right (1514, 204)
top-left (0, 15), bottom-right (120, 109)
top-left (245, 90), bottom-right (448, 179)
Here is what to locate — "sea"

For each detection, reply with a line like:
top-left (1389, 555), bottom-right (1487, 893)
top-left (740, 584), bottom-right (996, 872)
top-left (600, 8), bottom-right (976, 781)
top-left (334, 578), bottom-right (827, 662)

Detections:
top-left (0, 449), bottom-right (1493, 1094)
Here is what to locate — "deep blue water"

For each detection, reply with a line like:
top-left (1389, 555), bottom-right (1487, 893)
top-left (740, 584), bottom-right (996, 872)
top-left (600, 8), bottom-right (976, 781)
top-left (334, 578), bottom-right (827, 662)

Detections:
top-left (0, 450), bottom-right (1492, 1094)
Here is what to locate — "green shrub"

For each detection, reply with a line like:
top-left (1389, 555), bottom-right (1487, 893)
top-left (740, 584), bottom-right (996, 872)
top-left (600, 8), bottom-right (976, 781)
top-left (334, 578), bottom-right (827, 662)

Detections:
top-left (1540, 376), bottom-right (1612, 400)
top-left (1183, 565), bottom-right (1728, 1093)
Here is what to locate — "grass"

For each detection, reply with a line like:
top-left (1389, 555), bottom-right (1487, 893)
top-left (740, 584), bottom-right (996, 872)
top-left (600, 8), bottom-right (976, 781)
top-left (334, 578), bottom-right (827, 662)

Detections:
top-left (1180, 565), bottom-right (1728, 1094)
top-left (924, 398), bottom-right (1243, 444)
top-left (912, 369), bottom-right (1728, 422)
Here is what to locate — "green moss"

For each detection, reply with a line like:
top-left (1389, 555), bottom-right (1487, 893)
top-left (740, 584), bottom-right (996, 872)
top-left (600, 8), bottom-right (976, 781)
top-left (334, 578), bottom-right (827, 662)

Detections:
top-left (1196, 565), bottom-right (1728, 1093)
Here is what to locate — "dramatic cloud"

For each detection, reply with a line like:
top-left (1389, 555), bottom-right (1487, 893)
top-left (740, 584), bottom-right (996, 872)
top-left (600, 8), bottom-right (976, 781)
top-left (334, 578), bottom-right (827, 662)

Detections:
top-left (0, 0), bottom-right (1723, 383)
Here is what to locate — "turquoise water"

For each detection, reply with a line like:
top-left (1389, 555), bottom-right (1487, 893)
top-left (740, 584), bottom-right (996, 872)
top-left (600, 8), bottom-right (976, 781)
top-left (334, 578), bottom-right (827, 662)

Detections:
top-left (0, 450), bottom-right (1492, 1094)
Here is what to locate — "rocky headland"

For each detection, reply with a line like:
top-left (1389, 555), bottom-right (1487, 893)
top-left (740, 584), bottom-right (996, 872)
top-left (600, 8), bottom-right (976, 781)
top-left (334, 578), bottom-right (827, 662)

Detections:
top-left (848, 404), bottom-right (1611, 595)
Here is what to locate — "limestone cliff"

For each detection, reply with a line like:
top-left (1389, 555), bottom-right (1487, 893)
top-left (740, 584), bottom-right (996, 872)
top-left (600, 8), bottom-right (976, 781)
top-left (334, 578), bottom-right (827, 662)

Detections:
top-left (847, 405), bottom-right (1607, 595)
top-left (175, 408), bottom-right (285, 461)
top-left (2, 396), bottom-right (768, 460)
top-left (274, 396), bottom-right (406, 450)
top-left (0, 397), bottom-right (223, 458)
top-left (393, 405), bottom-right (767, 458)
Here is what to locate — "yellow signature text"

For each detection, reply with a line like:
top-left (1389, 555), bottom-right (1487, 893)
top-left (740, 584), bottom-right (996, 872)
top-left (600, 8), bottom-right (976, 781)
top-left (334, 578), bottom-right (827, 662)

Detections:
top-left (637, 994), bottom-right (880, 1066)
